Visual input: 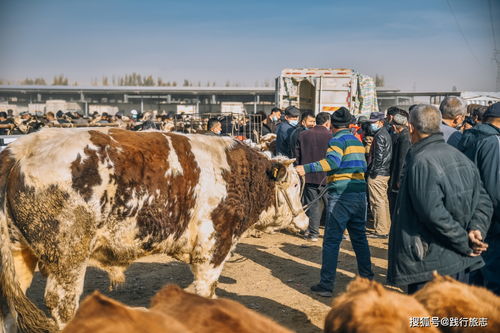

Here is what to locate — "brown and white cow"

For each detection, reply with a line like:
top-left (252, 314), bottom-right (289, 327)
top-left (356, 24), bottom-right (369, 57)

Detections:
top-left (0, 128), bottom-right (308, 332)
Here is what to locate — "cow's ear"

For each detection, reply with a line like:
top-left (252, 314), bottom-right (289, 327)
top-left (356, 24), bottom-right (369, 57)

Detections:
top-left (268, 162), bottom-right (287, 182)
top-left (282, 158), bottom-right (296, 167)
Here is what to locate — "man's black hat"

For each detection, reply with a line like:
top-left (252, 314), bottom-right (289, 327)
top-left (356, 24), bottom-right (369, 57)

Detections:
top-left (331, 107), bottom-right (352, 126)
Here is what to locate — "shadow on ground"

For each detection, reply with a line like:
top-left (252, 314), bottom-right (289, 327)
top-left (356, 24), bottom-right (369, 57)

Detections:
top-left (236, 242), bottom-right (364, 306)
top-left (279, 242), bottom-right (388, 286)
top-left (217, 288), bottom-right (321, 333)
top-left (26, 260), bottom-right (319, 332)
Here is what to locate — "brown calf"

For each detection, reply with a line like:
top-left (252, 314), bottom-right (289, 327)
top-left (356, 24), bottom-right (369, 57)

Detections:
top-left (150, 284), bottom-right (292, 333)
top-left (62, 292), bottom-right (189, 333)
top-left (324, 277), bottom-right (438, 333)
top-left (63, 284), bottom-right (292, 333)
top-left (414, 273), bottom-right (500, 333)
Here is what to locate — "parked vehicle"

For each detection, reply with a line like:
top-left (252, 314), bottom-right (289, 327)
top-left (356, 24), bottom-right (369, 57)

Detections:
top-left (276, 68), bottom-right (378, 114)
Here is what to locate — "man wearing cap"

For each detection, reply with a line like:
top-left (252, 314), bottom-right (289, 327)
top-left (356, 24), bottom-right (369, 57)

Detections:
top-left (367, 111), bottom-right (393, 238)
top-left (463, 102), bottom-right (500, 295)
top-left (276, 106), bottom-right (300, 158)
top-left (388, 112), bottom-right (411, 216)
top-left (296, 107), bottom-right (374, 297)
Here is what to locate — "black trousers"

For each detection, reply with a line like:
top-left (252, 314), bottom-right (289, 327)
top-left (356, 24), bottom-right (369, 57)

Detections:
top-left (389, 190), bottom-right (398, 218)
top-left (407, 269), bottom-right (470, 294)
top-left (302, 183), bottom-right (328, 237)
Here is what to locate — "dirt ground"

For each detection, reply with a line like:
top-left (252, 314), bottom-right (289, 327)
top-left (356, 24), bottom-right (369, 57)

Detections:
top-left (27, 229), bottom-right (393, 333)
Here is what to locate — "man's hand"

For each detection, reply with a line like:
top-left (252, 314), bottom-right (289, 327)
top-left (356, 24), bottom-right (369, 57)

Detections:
top-left (295, 165), bottom-right (305, 177)
top-left (468, 230), bottom-right (488, 257)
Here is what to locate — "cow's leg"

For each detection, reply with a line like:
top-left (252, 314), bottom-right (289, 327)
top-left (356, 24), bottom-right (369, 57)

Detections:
top-left (44, 263), bottom-right (87, 329)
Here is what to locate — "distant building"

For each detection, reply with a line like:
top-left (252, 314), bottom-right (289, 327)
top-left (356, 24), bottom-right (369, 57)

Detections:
top-left (461, 91), bottom-right (500, 106)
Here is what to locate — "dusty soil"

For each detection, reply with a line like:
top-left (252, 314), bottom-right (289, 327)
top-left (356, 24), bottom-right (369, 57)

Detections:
top-left (27, 229), bottom-right (393, 333)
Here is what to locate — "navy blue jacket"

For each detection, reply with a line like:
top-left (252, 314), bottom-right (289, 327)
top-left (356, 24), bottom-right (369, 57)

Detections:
top-left (276, 121), bottom-right (296, 158)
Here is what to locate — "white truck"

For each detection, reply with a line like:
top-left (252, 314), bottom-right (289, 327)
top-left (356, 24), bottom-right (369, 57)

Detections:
top-left (276, 68), bottom-right (379, 115)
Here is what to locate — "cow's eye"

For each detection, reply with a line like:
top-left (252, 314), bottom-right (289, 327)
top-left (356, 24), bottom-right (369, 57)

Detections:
top-left (294, 184), bottom-right (298, 187)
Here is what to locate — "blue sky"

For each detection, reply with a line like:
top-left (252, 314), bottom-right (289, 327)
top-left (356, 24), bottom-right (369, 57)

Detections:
top-left (0, 0), bottom-right (498, 91)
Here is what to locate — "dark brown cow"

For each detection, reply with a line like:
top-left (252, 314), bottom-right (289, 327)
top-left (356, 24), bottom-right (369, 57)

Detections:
top-left (0, 128), bottom-right (308, 332)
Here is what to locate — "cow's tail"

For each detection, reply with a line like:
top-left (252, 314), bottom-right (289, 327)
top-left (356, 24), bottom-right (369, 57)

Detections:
top-left (0, 154), bottom-right (57, 333)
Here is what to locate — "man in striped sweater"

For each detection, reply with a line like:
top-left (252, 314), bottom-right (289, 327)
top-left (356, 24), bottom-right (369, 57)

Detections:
top-left (296, 107), bottom-right (374, 297)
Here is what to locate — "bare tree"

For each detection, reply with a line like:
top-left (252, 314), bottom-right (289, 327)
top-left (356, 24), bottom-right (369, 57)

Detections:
top-left (52, 74), bottom-right (69, 86)
top-left (143, 75), bottom-right (155, 86)
top-left (375, 74), bottom-right (385, 87)
top-left (34, 78), bottom-right (47, 85)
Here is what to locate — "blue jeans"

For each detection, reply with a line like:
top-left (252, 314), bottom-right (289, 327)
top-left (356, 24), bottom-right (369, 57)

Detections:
top-left (319, 191), bottom-right (374, 291)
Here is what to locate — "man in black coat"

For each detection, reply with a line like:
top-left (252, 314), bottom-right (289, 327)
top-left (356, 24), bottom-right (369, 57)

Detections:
top-left (388, 113), bottom-right (411, 216)
top-left (289, 110), bottom-right (316, 159)
top-left (295, 112), bottom-right (332, 241)
top-left (387, 104), bottom-right (493, 294)
top-left (463, 102), bottom-right (500, 295)
top-left (276, 106), bottom-right (300, 158)
top-left (367, 112), bottom-right (393, 238)
top-left (261, 108), bottom-right (282, 136)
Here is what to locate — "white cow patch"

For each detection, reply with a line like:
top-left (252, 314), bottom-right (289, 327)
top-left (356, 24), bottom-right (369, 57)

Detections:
top-left (163, 135), bottom-right (184, 177)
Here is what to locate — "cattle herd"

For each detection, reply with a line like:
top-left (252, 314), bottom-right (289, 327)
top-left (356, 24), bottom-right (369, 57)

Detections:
top-left (0, 128), bottom-right (499, 333)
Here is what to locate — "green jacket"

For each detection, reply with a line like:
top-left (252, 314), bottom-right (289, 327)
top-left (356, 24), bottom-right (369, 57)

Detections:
top-left (387, 134), bottom-right (493, 286)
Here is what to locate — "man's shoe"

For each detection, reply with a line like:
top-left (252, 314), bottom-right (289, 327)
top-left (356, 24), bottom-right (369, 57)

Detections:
top-left (310, 284), bottom-right (333, 297)
top-left (367, 233), bottom-right (388, 239)
top-left (305, 235), bottom-right (319, 242)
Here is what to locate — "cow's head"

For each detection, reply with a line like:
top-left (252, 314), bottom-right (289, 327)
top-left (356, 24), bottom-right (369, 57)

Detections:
top-left (255, 157), bottom-right (309, 232)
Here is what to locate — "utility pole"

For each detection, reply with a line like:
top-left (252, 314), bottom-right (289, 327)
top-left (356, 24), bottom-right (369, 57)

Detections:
top-left (495, 50), bottom-right (500, 91)
top-left (489, 0), bottom-right (500, 91)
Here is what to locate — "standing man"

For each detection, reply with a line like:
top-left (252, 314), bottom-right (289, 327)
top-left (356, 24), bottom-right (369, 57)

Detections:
top-left (295, 112), bottom-right (332, 242)
top-left (206, 118), bottom-right (222, 136)
top-left (276, 106), bottom-right (300, 158)
top-left (387, 104), bottom-right (492, 294)
top-left (439, 96), bottom-right (466, 148)
top-left (0, 112), bottom-right (14, 135)
top-left (388, 112), bottom-right (411, 216)
top-left (464, 102), bottom-right (500, 295)
top-left (296, 107), bottom-right (374, 297)
top-left (289, 110), bottom-right (316, 159)
top-left (367, 112), bottom-right (393, 239)
top-left (261, 107), bottom-right (282, 135)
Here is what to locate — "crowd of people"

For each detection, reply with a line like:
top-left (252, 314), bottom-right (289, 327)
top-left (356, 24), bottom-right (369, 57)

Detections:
top-left (0, 109), bottom-right (263, 137)
top-left (0, 109), bottom-right (144, 135)
top-left (2, 100), bottom-right (498, 300)
top-left (268, 99), bottom-right (498, 298)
